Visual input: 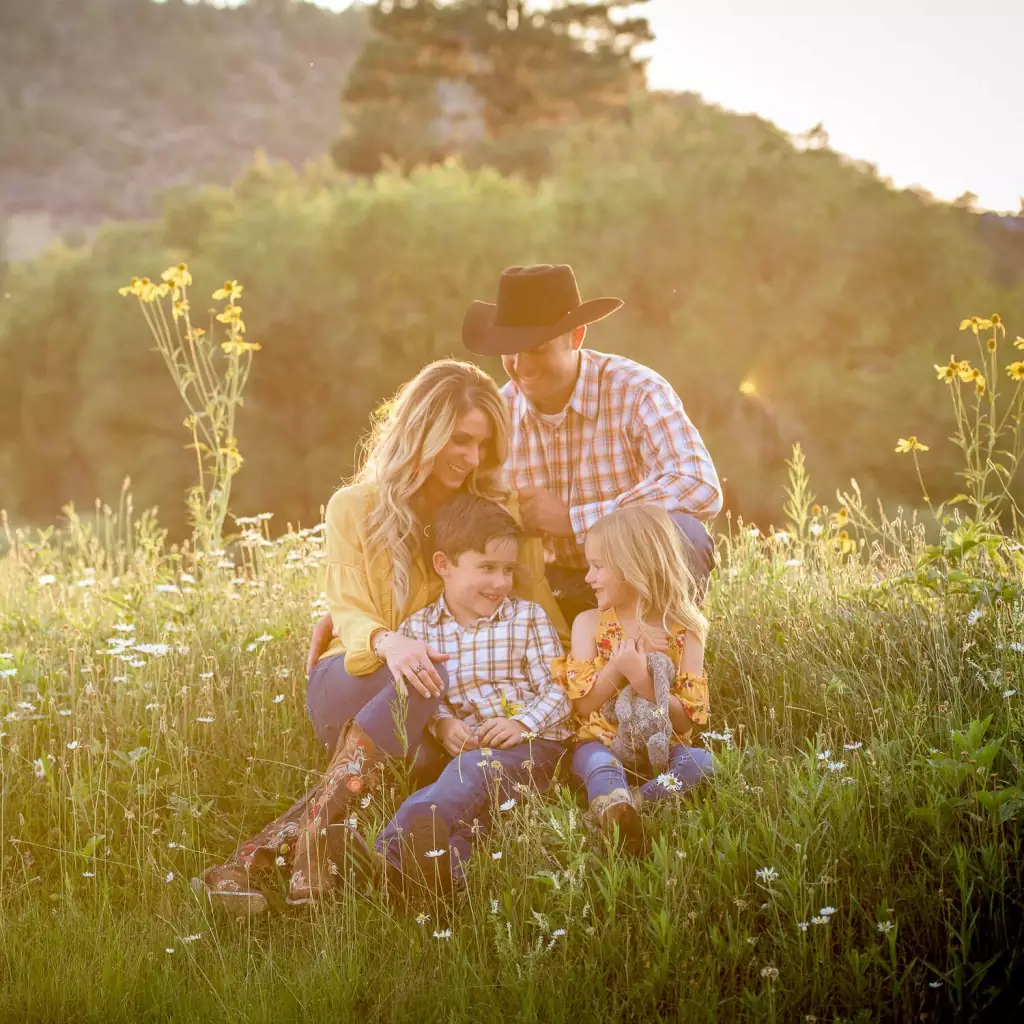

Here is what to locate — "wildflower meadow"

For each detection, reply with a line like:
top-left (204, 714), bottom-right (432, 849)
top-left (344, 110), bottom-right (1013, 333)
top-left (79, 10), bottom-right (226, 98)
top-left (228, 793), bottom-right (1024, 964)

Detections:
top-left (1, 274), bottom-right (1023, 1022)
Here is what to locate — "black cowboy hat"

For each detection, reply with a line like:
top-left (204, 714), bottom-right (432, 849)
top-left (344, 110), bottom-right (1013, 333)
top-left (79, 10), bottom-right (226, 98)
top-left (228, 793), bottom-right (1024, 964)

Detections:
top-left (462, 264), bottom-right (623, 357)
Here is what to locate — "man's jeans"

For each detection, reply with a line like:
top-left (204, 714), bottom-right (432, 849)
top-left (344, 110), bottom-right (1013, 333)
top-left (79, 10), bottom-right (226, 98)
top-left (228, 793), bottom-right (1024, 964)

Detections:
top-left (376, 738), bottom-right (566, 880)
top-left (547, 511), bottom-right (716, 623)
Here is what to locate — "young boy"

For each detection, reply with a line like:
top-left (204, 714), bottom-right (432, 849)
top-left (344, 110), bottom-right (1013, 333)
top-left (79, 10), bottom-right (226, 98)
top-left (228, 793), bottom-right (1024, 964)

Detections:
top-left (288, 492), bottom-right (571, 902)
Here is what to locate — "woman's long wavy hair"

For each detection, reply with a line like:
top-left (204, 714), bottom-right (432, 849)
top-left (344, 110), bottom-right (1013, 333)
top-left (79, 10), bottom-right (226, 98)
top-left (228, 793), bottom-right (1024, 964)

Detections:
top-left (353, 359), bottom-right (510, 609)
top-left (588, 505), bottom-right (708, 643)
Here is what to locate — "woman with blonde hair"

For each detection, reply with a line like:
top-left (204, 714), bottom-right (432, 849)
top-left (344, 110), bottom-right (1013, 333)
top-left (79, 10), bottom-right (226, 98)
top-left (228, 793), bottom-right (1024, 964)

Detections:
top-left (201, 359), bottom-right (567, 912)
top-left (553, 504), bottom-right (714, 855)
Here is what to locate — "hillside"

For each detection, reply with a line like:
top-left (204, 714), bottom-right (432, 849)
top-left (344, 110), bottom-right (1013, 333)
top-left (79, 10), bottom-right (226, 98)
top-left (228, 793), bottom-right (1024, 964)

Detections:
top-left (0, 0), bottom-right (367, 258)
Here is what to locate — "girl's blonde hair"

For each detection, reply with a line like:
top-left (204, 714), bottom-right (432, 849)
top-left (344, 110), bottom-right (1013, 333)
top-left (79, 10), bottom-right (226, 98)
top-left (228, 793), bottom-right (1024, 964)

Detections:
top-left (352, 359), bottom-right (510, 608)
top-left (588, 505), bottom-right (708, 643)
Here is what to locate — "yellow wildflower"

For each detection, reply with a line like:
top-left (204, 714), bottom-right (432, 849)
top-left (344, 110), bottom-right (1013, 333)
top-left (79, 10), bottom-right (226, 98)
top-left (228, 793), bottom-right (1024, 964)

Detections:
top-left (991, 313), bottom-right (1002, 325)
top-left (1006, 362), bottom-right (1024, 382)
top-left (118, 276), bottom-right (143, 297)
top-left (1014, 337), bottom-right (1024, 350)
top-left (960, 316), bottom-right (993, 335)
top-left (172, 299), bottom-right (190, 321)
top-left (213, 280), bottom-right (244, 301)
top-left (830, 508), bottom-right (849, 528)
top-left (964, 367), bottom-right (986, 394)
top-left (987, 336), bottom-right (998, 352)
top-left (935, 357), bottom-right (960, 383)
top-left (956, 360), bottom-right (975, 382)
top-left (161, 263), bottom-right (192, 290)
top-left (192, 327), bottom-right (205, 339)
top-left (221, 339), bottom-right (262, 356)
top-left (216, 305), bottom-right (245, 332)
top-left (811, 504), bottom-right (822, 517)
top-left (895, 437), bottom-right (929, 453)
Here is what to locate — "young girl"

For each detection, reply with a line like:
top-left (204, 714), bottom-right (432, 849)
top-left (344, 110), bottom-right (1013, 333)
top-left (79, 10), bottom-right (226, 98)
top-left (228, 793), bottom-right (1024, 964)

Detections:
top-left (553, 505), bottom-right (714, 853)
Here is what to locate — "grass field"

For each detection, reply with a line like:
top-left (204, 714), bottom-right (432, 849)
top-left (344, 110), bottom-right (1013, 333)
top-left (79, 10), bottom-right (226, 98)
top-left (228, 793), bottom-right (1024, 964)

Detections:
top-left (2, 467), bottom-right (1023, 1023)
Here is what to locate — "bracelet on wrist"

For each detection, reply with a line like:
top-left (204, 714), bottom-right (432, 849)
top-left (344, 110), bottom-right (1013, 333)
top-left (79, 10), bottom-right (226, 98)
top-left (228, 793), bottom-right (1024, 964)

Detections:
top-left (371, 629), bottom-right (393, 659)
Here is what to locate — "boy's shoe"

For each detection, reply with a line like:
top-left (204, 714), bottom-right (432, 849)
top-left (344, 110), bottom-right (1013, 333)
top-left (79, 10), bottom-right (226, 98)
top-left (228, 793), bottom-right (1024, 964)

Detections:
top-left (323, 821), bottom-right (383, 893)
top-left (200, 864), bottom-right (270, 916)
top-left (392, 811), bottom-right (454, 899)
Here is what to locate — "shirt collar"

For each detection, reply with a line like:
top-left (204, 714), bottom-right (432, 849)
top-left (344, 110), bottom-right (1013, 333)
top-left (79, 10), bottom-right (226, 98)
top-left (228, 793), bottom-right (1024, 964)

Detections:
top-left (515, 349), bottom-right (601, 423)
top-left (430, 594), bottom-right (516, 629)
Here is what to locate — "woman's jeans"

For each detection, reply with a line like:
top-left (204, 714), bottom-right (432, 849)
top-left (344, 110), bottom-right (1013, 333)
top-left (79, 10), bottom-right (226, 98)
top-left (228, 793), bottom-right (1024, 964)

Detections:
top-left (571, 739), bottom-right (715, 806)
top-left (217, 656), bottom-right (449, 873)
top-left (307, 654), bottom-right (449, 786)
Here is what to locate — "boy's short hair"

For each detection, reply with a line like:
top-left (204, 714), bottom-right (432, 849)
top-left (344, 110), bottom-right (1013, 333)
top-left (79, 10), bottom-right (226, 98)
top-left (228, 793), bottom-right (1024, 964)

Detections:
top-left (432, 494), bottom-right (521, 560)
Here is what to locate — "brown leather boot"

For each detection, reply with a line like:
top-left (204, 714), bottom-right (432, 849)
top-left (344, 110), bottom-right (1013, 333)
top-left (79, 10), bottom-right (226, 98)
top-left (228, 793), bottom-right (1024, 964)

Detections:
top-left (288, 720), bottom-right (378, 905)
top-left (592, 788), bottom-right (647, 856)
top-left (200, 863), bottom-right (270, 916)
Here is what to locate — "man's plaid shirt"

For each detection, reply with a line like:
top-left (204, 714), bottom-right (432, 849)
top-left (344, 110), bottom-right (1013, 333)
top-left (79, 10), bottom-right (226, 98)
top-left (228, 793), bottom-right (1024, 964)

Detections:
top-left (503, 349), bottom-right (722, 569)
top-left (399, 595), bottom-right (572, 742)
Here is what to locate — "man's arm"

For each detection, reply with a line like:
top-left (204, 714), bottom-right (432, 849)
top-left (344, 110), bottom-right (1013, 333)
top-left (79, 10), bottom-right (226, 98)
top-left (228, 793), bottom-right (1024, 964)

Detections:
top-left (568, 382), bottom-right (722, 544)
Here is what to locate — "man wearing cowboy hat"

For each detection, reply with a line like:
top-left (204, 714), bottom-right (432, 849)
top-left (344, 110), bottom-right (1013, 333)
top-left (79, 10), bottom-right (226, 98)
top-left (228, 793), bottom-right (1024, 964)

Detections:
top-left (462, 263), bottom-right (722, 623)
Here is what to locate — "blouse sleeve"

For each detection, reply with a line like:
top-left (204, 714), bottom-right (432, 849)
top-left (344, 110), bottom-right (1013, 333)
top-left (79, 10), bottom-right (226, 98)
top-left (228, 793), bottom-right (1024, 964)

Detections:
top-left (324, 488), bottom-right (388, 677)
top-left (671, 671), bottom-right (709, 727)
top-left (550, 654), bottom-right (606, 700)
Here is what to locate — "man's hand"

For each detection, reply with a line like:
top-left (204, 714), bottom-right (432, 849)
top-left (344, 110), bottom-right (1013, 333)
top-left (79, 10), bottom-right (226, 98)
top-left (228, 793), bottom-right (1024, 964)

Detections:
top-left (476, 717), bottom-right (530, 750)
top-left (306, 613), bottom-right (335, 675)
top-left (435, 718), bottom-right (478, 758)
top-left (518, 487), bottom-right (574, 538)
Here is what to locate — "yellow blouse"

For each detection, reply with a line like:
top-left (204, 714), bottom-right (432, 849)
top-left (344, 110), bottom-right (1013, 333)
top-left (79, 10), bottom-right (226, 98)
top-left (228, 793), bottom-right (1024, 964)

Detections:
top-left (551, 606), bottom-right (709, 746)
top-left (321, 482), bottom-right (569, 676)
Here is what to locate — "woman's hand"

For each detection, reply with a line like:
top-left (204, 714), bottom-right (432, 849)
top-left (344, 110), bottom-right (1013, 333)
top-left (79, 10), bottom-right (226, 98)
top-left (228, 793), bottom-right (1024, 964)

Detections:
top-left (377, 632), bottom-right (447, 698)
top-left (306, 613), bottom-right (335, 675)
top-left (637, 624), bottom-right (670, 655)
top-left (435, 718), bottom-right (478, 757)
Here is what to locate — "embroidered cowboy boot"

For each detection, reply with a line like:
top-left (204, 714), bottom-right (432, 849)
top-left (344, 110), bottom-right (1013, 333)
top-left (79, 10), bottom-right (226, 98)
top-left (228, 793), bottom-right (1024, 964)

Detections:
top-left (288, 719), bottom-right (379, 904)
top-left (200, 790), bottom-right (313, 916)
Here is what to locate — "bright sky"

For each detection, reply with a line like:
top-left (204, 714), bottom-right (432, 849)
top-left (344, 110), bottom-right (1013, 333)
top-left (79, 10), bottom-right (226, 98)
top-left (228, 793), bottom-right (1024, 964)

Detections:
top-left (314, 0), bottom-right (1023, 213)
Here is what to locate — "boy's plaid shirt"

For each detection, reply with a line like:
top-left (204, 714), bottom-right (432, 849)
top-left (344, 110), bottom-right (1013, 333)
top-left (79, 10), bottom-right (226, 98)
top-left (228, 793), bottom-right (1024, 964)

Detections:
top-left (503, 348), bottom-right (722, 569)
top-left (399, 595), bottom-right (572, 742)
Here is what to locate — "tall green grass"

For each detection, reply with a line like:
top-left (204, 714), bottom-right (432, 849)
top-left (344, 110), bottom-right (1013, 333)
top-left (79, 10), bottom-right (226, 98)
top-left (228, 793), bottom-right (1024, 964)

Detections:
top-left (2, 474), bottom-right (1023, 1022)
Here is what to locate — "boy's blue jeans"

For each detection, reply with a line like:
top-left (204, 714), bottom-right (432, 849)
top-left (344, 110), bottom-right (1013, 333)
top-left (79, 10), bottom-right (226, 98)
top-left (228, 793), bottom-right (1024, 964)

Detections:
top-left (376, 738), bottom-right (566, 880)
top-left (572, 739), bottom-right (714, 805)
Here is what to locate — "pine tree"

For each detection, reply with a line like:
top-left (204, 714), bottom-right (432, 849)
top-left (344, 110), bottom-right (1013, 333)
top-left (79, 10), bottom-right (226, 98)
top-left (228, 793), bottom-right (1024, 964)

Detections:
top-left (333, 0), bottom-right (652, 175)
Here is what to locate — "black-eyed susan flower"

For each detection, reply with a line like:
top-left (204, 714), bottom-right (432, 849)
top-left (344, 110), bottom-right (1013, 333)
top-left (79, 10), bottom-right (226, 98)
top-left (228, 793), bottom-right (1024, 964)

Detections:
top-left (956, 360), bottom-right (975, 382)
top-left (221, 338), bottom-right (262, 356)
top-left (1007, 362), bottom-right (1024, 382)
top-left (964, 367), bottom-right (986, 393)
top-left (959, 316), bottom-right (993, 335)
top-left (161, 263), bottom-right (192, 290)
top-left (118, 276), bottom-right (143, 297)
top-left (213, 280), bottom-right (243, 301)
top-left (935, 357), bottom-right (960, 383)
top-left (895, 436), bottom-right (929, 453)
top-left (216, 304), bottom-right (246, 332)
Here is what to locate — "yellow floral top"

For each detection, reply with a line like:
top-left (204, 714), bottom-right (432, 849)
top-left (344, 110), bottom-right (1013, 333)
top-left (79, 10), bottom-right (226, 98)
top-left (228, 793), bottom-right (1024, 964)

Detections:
top-left (551, 607), bottom-right (709, 746)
